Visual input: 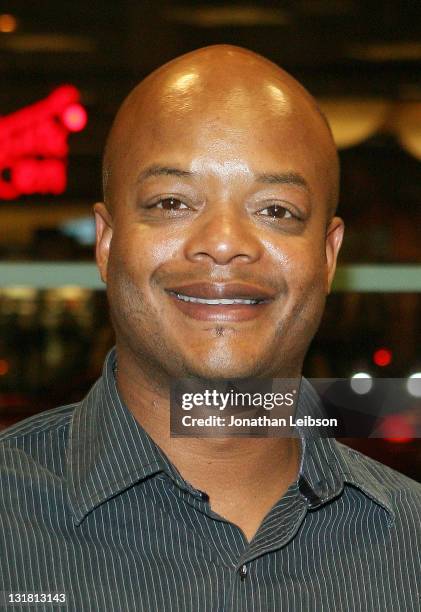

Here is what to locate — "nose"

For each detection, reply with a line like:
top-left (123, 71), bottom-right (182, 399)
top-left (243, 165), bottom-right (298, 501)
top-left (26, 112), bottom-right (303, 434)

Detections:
top-left (183, 202), bottom-right (263, 266)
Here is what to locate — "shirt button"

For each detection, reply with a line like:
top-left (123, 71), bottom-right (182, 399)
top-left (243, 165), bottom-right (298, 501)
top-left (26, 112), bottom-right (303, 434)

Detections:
top-left (239, 564), bottom-right (248, 581)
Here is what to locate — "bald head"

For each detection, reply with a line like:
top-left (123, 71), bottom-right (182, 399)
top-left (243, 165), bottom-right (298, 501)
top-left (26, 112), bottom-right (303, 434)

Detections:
top-left (102, 44), bottom-right (339, 219)
top-left (94, 44), bottom-right (345, 384)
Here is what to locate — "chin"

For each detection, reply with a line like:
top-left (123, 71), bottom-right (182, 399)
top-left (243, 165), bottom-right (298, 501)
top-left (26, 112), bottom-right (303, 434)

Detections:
top-left (183, 356), bottom-right (264, 381)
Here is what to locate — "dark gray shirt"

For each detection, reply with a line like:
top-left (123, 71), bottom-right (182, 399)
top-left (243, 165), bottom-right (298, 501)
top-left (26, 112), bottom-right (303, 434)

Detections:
top-left (1, 347), bottom-right (420, 611)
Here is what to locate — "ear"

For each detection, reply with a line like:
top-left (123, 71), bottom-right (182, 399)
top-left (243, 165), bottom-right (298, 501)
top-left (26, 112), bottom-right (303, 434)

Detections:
top-left (93, 202), bottom-right (113, 284)
top-left (325, 216), bottom-right (345, 294)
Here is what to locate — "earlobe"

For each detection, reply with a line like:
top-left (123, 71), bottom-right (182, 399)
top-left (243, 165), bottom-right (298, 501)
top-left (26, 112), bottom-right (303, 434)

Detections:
top-left (325, 216), bottom-right (345, 294)
top-left (93, 202), bottom-right (113, 284)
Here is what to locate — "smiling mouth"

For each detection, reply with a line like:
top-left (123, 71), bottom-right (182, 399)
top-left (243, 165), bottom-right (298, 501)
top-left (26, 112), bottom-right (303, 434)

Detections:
top-left (167, 291), bottom-right (270, 305)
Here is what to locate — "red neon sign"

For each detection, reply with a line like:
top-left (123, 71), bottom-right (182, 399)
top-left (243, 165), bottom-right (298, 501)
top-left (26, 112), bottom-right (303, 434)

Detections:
top-left (0, 85), bottom-right (87, 199)
top-left (61, 103), bottom-right (87, 132)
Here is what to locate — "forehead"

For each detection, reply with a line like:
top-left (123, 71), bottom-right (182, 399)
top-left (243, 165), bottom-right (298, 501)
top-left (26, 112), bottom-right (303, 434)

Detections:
top-left (108, 74), bottom-right (336, 200)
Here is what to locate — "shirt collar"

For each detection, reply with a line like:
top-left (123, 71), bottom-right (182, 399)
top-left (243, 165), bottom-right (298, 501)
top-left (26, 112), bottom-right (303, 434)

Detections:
top-left (67, 347), bottom-right (182, 525)
top-left (67, 347), bottom-right (395, 525)
top-left (297, 378), bottom-right (395, 521)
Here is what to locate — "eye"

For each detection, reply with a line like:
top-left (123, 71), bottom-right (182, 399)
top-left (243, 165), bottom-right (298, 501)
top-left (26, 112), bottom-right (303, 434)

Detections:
top-left (152, 197), bottom-right (189, 211)
top-left (258, 204), bottom-right (295, 220)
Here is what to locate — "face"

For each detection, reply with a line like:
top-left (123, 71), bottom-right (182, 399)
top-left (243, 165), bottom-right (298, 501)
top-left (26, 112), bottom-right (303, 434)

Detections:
top-left (94, 77), bottom-right (344, 382)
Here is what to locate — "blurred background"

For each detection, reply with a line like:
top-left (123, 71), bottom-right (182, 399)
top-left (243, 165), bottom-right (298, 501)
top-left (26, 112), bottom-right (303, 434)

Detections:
top-left (0, 1), bottom-right (420, 480)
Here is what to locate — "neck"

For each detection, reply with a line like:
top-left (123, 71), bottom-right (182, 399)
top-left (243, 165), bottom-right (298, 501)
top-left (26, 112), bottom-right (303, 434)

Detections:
top-left (114, 345), bottom-right (302, 541)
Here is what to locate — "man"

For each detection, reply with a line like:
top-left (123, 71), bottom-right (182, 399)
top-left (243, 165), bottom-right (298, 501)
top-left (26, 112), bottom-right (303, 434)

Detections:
top-left (0, 45), bottom-right (420, 611)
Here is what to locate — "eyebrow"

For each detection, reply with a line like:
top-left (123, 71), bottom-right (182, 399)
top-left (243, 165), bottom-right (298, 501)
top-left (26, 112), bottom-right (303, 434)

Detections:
top-left (137, 165), bottom-right (193, 182)
top-left (136, 165), bottom-right (310, 192)
top-left (254, 171), bottom-right (310, 192)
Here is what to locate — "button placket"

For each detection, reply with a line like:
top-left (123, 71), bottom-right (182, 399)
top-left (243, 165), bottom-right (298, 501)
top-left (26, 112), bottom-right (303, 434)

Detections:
top-left (239, 564), bottom-right (248, 581)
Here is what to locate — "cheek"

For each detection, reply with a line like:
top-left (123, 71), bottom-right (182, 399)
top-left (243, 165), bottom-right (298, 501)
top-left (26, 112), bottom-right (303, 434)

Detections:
top-left (272, 234), bottom-right (326, 290)
top-left (276, 238), bottom-right (327, 331)
top-left (279, 243), bottom-right (327, 338)
top-left (291, 252), bottom-right (325, 289)
top-left (110, 223), bottom-right (178, 281)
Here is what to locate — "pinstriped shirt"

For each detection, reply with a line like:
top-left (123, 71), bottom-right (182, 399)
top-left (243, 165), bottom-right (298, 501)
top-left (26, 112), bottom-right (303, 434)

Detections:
top-left (0, 347), bottom-right (420, 611)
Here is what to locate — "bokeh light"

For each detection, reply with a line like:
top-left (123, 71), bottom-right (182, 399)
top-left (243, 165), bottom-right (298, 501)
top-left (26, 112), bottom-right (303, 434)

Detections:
top-left (350, 372), bottom-right (373, 395)
top-left (407, 373), bottom-right (421, 398)
top-left (0, 359), bottom-right (9, 376)
top-left (373, 347), bottom-right (392, 367)
top-left (380, 414), bottom-right (415, 443)
top-left (0, 14), bottom-right (17, 33)
top-left (61, 103), bottom-right (88, 132)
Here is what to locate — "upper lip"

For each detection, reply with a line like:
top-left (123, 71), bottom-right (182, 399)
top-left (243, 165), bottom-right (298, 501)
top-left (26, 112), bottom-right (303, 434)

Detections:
top-left (165, 282), bottom-right (276, 301)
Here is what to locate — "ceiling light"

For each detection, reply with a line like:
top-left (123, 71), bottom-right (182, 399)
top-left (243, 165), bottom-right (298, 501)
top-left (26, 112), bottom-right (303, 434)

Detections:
top-left (0, 34), bottom-right (95, 53)
top-left (318, 98), bottom-right (390, 149)
top-left (0, 14), bottom-right (17, 33)
top-left (164, 6), bottom-right (289, 27)
top-left (347, 41), bottom-right (421, 62)
top-left (392, 102), bottom-right (421, 161)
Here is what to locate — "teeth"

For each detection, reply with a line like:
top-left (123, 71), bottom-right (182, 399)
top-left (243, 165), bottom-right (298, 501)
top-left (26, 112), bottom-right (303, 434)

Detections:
top-left (172, 292), bottom-right (260, 305)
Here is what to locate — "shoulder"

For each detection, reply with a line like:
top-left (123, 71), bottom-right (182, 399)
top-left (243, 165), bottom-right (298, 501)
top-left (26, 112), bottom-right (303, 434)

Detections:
top-left (0, 403), bottom-right (78, 476)
top-left (0, 402), bottom-right (76, 443)
top-left (335, 441), bottom-right (421, 520)
top-left (336, 441), bottom-right (421, 493)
